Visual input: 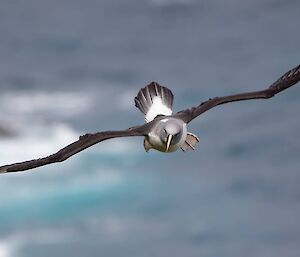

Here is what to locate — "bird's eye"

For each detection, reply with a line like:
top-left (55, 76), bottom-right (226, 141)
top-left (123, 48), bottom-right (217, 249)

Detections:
top-left (174, 132), bottom-right (180, 138)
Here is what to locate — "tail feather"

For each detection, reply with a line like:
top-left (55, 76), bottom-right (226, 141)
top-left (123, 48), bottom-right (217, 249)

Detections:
top-left (181, 133), bottom-right (200, 152)
top-left (135, 82), bottom-right (174, 122)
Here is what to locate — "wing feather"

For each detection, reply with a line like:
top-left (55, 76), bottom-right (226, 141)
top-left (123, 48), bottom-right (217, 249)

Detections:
top-left (0, 123), bottom-right (150, 173)
top-left (176, 64), bottom-right (300, 123)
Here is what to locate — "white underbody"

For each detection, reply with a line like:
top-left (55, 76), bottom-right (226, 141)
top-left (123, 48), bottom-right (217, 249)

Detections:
top-left (144, 94), bottom-right (187, 152)
top-left (147, 118), bottom-right (187, 152)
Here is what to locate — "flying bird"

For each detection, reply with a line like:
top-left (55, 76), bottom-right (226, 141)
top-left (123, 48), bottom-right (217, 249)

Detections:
top-left (0, 65), bottom-right (299, 173)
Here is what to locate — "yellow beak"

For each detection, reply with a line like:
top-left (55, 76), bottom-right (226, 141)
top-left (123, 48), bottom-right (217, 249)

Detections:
top-left (165, 135), bottom-right (173, 152)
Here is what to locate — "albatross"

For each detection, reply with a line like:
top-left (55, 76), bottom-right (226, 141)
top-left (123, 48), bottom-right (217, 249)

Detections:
top-left (0, 64), bottom-right (299, 173)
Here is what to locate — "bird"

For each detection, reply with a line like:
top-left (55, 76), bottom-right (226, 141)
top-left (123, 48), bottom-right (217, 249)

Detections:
top-left (0, 64), bottom-right (299, 173)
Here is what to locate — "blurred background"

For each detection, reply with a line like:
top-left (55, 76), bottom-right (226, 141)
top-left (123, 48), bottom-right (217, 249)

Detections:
top-left (0, 0), bottom-right (299, 256)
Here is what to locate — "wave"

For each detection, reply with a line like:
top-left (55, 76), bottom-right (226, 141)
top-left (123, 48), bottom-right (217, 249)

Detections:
top-left (0, 122), bottom-right (140, 165)
top-left (0, 90), bottom-right (91, 117)
top-left (0, 108), bottom-right (143, 231)
top-left (0, 86), bottom-right (142, 160)
top-left (0, 241), bottom-right (13, 257)
top-left (0, 123), bottom-right (78, 164)
top-left (0, 87), bottom-right (138, 121)
top-left (0, 226), bottom-right (78, 257)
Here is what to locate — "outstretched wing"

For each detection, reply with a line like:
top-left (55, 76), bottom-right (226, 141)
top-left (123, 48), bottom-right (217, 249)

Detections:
top-left (0, 123), bottom-right (151, 173)
top-left (175, 65), bottom-right (300, 123)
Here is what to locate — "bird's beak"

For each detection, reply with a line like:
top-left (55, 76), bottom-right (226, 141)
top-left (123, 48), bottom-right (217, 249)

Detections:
top-left (165, 135), bottom-right (173, 152)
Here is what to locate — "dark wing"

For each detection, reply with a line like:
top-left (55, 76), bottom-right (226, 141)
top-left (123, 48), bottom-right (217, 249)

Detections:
top-left (175, 65), bottom-right (300, 123)
top-left (0, 123), bottom-right (151, 173)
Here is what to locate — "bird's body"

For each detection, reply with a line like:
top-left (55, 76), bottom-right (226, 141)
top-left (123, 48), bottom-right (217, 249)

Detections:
top-left (0, 64), bottom-right (299, 173)
top-left (146, 117), bottom-right (188, 152)
top-left (134, 82), bottom-right (197, 152)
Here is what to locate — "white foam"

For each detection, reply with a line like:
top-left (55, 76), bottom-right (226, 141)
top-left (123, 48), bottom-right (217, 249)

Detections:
top-left (0, 88), bottom-right (141, 168)
top-left (0, 123), bottom-right (78, 164)
top-left (145, 96), bottom-right (172, 122)
top-left (0, 241), bottom-right (13, 257)
top-left (0, 228), bottom-right (76, 257)
top-left (0, 90), bottom-right (91, 117)
top-left (0, 123), bottom-right (141, 167)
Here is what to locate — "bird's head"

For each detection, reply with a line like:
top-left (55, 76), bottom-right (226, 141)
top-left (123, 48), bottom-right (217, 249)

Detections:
top-left (160, 119), bottom-right (184, 152)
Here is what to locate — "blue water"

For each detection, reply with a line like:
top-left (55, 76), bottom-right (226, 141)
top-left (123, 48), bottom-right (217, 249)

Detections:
top-left (0, 0), bottom-right (300, 256)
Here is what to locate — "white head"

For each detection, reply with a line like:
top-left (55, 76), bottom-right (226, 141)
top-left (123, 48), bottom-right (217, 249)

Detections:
top-left (159, 118), bottom-right (185, 152)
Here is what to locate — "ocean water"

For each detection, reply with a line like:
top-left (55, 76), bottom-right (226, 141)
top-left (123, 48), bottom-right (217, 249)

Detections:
top-left (0, 0), bottom-right (300, 256)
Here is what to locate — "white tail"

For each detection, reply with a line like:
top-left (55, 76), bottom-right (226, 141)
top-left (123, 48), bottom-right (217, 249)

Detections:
top-left (135, 82), bottom-right (174, 122)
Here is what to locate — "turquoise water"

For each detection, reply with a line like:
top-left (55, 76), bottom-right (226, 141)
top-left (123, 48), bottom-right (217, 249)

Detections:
top-left (0, 0), bottom-right (299, 256)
